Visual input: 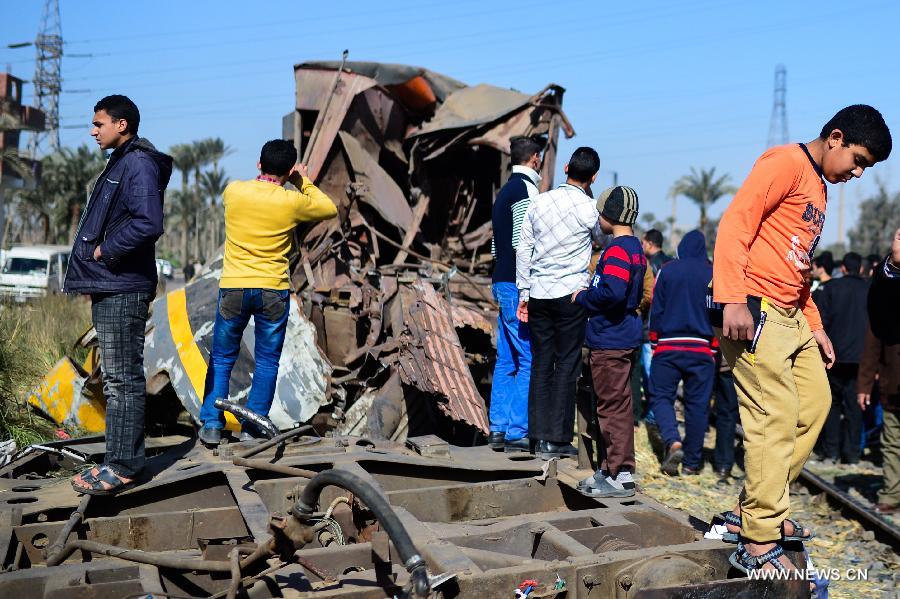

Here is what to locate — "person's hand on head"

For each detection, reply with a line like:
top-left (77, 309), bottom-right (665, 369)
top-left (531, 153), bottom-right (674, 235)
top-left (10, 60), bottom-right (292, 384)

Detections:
top-left (288, 164), bottom-right (309, 186)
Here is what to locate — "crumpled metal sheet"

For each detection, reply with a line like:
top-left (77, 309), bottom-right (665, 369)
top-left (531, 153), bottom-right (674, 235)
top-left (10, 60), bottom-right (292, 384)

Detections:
top-left (144, 267), bottom-right (332, 432)
top-left (409, 83), bottom-right (532, 137)
top-left (27, 356), bottom-right (105, 433)
top-left (394, 280), bottom-right (489, 433)
top-left (338, 131), bottom-right (413, 232)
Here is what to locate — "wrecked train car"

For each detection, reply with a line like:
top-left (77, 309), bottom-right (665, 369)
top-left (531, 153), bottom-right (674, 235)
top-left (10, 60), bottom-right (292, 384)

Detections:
top-left (30, 60), bottom-right (574, 442)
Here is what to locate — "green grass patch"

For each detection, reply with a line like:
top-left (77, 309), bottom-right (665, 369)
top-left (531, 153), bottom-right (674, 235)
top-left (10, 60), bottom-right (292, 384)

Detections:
top-left (0, 294), bottom-right (92, 445)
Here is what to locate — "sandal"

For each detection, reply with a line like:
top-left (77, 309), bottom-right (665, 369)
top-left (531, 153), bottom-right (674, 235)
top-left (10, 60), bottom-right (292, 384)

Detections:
top-left (782, 517), bottom-right (814, 542)
top-left (71, 465), bottom-right (137, 496)
top-left (729, 541), bottom-right (790, 574)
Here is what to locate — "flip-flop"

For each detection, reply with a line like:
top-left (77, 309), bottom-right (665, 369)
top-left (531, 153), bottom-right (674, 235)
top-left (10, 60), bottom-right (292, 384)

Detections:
top-left (71, 465), bottom-right (137, 496)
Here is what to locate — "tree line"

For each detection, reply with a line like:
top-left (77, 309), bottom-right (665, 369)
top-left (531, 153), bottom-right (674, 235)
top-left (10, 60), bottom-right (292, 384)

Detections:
top-left (3, 139), bottom-right (898, 263)
top-left (2, 137), bottom-right (232, 268)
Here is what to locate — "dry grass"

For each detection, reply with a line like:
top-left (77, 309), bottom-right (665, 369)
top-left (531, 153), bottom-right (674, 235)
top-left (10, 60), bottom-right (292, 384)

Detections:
top-left (0, 294), bottom-right (91, 447)
top-left (633, 422), bottom-right (899, 598)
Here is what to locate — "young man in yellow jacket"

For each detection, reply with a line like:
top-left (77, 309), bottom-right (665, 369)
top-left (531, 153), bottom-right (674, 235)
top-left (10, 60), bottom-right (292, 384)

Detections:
top-left (198, 139), bottom-right (337, 444)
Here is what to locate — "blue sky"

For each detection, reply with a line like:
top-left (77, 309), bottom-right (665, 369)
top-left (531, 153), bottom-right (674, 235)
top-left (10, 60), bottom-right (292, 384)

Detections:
top-left (3, 0), bottom-right (899, 249)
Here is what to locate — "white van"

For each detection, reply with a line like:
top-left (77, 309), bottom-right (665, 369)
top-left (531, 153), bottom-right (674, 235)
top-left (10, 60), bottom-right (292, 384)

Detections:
top-left (0, 245), bottom-right (71, 302)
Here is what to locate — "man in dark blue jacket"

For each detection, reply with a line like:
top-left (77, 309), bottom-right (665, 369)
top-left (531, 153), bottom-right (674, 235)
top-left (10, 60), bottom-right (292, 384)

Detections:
top-left (489, 136), bottom-right (541, 453)
top-left (68, 95), bottom-right (172, 496)
top-left (647, 230), bottom-right (715, 476)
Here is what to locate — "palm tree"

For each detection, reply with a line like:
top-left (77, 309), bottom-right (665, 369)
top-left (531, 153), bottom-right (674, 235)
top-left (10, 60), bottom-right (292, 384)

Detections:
top-left (669, 167), bottom-right (736, 232)
top-left (198, 137), bottom-right (233, 171)
top-left (200, 167), bottom-right (229, 249)
top-left (168, 144), bottom-right (197, 265)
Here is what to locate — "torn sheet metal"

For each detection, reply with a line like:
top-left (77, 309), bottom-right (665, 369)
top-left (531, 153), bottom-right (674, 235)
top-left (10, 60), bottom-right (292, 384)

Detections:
top-left (27, 356), bottom-right (105, 433)
top-left (393, 280), bottom-right (489, 433)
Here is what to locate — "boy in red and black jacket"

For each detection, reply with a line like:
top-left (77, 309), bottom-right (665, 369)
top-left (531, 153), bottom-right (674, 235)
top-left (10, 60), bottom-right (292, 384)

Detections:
top-left (573, 186), bottom-right (646, 498)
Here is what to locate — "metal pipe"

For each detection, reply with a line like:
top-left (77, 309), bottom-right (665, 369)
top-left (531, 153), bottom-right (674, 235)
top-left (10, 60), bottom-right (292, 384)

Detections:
top-left (232, 457), bottom-right (317, 479)
top-left (45, 539), bottom-right (235, 570)
top-left (213, 399), bottom-right (280, 439)
top-left (235, 425), bottom-right (316, 460)
top-left (226, 548), bottom-right (242, 599)
top-left (45, 494), bottom-right (91, 563)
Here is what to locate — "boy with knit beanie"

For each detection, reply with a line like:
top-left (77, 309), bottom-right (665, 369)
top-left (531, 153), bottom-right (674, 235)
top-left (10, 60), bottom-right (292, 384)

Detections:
top-left (573, 186), bottom-right (647, 498)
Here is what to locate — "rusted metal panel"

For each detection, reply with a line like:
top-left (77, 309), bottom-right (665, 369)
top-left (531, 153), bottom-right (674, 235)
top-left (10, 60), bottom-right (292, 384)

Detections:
top-left (395, 280), bottom-right (489, 433)
top-left (0, 433), bottom-right (796, 598)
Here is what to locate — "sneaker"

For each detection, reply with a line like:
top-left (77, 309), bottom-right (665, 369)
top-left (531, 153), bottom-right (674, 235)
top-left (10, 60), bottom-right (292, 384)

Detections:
top-left (535, 440), bottom-right (578, 460)
top-left (198, 426), bottom-right (221, 446)
top-left (504, 437), bottom-right (531, 453)
top-left (488, 432), bottom-right (506, 451)
top-left (579, 475), bottom-right (635, 498)
top-left (682, 465), bottom-right (702, 476)
top-left (577, 469), bottom-right (608, 492)
top-left (660, 442), bottom-right (683, 476)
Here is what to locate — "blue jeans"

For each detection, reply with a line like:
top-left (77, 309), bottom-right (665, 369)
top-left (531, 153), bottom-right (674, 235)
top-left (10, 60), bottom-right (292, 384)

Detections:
top-left (490, 282), bottom-right (531, 440)
top-left (199, 288), bottom-right (290, 433)
top-left (647, 350), bottom-right (715, 469)
top-left (641, 342), bottom-right (656, 424)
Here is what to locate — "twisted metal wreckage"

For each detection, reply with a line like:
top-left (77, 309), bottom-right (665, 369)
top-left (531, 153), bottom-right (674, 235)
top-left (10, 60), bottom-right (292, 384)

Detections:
top-left (2, 62), bottom-right (804, 598)
top-left (29, 59), bottom-right (576, 442)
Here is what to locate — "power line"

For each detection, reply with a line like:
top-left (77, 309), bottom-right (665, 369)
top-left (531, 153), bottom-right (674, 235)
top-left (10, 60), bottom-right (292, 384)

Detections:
top-left (767, 64), bottom-right (788, 148)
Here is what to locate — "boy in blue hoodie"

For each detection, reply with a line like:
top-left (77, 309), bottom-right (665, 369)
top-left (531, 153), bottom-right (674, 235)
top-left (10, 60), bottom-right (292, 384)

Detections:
top-left (573, 186), bottom-right (646, 498)
top-left (647, 230), bottom-right (715, 476)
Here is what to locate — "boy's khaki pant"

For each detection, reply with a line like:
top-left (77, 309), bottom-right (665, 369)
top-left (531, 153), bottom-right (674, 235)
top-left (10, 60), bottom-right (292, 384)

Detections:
top-left (717, 302), bottom-right (829, 542)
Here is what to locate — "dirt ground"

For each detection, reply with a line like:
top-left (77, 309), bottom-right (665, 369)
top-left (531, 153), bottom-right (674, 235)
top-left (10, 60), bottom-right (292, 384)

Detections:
top-left (632, 423), bottom-right (899, 598)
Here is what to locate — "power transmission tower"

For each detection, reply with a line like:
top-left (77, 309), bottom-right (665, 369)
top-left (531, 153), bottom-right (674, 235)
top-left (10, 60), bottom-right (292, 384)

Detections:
top-left (767, 64), bottom-right (788, 148)
top-left (27, 0), bottom-right (62, 157)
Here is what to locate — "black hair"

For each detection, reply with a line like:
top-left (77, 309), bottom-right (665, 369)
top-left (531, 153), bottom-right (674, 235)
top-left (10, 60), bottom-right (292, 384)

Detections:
top-left (510, 135), bottom-right (542, 166)
top-left (259, 139), bottom-right (297, 177)
top-left (643, 229), bottom-right (663, 248)
top-left (566, 146), bottom-right (600, 183)
top-left (812, 250), bottom-right (834, 274)
top-left (820, 105), bottom-right (892, 162)
top-left (94, 94), bottom-right (140, 135)
top-left (841, 252), bottom-right (863, 275)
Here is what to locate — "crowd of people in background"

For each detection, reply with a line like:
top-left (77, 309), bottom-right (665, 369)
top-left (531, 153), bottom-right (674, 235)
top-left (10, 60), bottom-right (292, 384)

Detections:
top-left (492, 105), bottom-right (896, 574)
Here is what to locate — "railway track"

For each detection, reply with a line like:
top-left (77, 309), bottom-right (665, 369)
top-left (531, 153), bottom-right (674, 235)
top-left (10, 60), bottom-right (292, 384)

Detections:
top-left (796, 466), bottom-right (900, 552)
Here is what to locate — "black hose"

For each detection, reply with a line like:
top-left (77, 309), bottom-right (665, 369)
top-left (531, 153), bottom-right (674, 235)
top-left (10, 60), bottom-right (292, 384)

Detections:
top-left (291, 469), bottom-right (430, 597)
top-left (214, 399), bottom-right (280, 439)
top-left (45, 494), bottom-right (91, 563)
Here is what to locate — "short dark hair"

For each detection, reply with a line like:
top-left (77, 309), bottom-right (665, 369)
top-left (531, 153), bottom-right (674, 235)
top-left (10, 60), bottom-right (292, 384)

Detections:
top-left (820, 105), bottom-right (892, 162)
top-left (94, 94), bottom-right (140, 135)
top-left (841, 252), bottom-right (863, 275)
top-left (567, 146), bottom-right (600, 183)
top-left (643, 229), bottom-right (663, 249)
top-left (510, 136), bottom-right (542, 166)
top-left (259, 139), bottom-right (297, 177)
top-left (812, 251), bottom-right (834, 273)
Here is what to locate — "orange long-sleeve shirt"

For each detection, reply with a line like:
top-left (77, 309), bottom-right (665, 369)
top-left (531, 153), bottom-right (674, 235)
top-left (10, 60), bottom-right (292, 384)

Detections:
top-left (713, 144), bottom-right (827, 331)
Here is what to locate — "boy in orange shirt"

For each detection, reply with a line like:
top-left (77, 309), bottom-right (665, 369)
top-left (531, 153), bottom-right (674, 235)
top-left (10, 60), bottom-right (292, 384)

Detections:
top-left (712, 105), bottom-right (891, 573)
